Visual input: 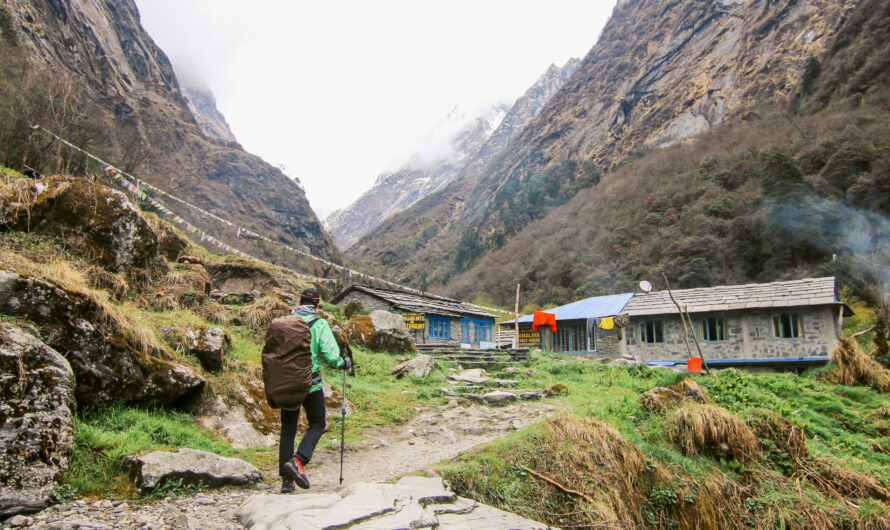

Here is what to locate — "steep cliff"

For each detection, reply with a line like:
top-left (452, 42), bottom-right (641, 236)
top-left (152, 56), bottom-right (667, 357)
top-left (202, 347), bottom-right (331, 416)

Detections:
top-left (327, 58), bottom-right (579, 250)
top-left (181, 85), bottom-right (237, 144)
top-left (8, 0), bottom-right (335, 260)
top-left (347, 0), bottom-right (860, 295)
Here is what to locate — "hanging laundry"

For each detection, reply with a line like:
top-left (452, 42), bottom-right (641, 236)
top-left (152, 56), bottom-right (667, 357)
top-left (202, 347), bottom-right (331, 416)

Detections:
top-left (532, 310), bottom-right (557, 332)
top-left (599, 316), bottom-right (615, 330)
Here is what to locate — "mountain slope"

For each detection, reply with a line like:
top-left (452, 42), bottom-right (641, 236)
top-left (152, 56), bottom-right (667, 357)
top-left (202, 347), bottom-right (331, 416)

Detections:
top-left (327, 59), bottom-right (580, 250)
top-left (347, 0), bottom-right (860, 297)
top-left (6, 0), bottom-right (335, 262)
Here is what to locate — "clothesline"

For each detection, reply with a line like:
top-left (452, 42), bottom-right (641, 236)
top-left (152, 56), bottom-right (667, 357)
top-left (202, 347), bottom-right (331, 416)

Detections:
top-left (32, 124), bottom-right (513, 315)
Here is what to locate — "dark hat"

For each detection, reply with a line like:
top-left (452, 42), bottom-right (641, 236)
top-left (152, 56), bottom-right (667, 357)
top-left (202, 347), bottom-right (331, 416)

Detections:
top-left (300, 288), bottom-right (321, 305)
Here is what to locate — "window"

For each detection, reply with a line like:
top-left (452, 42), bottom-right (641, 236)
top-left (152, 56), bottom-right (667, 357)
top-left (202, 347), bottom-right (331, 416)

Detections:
top-left (699, 317), bottom-right (727, 342)
top-left (772, 313), bottom-right (802, 339)
top-left (639, 320), bottom-right (664, 344)
top-left (555, 323), bottom-right (593, 352)
top-left (428, 316), bottom-right (451, 339)
top-left (460, 319), bottom-right (494, 344)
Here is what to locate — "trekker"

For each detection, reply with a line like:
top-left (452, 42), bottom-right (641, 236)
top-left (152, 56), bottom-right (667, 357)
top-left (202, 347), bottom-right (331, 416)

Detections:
top-left (276, 288), bottom-right (350, 493)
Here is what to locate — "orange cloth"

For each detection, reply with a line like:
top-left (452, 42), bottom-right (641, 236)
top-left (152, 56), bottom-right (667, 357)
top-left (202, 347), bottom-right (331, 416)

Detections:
top-left (532, 310), bottom-right (557, 332)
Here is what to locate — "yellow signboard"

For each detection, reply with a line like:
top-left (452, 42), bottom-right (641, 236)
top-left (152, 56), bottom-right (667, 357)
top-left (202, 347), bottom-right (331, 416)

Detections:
top-left (402, 313), bottom-right (425, 330)
top-left (518, 329), bottom-right (542, 348)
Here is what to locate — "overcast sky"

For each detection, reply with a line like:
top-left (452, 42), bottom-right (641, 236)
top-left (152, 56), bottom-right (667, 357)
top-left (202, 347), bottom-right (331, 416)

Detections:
top-left (134, 1), bottom-right (617, 220)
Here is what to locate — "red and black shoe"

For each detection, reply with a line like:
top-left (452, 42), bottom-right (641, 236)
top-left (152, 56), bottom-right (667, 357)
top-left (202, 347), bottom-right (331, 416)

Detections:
top-left (280, 479), bottom-right (296, 494)
top-left (283, 456), bottom-right (310, 489)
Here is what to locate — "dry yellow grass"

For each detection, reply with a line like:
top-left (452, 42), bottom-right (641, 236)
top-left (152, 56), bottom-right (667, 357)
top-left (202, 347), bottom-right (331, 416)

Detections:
top-left (825, 336), bottom-right (890, 393)
top-left (665, 404), bottom-right (762, 463)
top-left (40, 261), bottom-right (169, 358)
top-left (797, 460), bottom-right (890, 503)
top-left (639, 386), bottom-right (687, 412)
top-left (238, 296), bottom-right (290, 332)
top-left (745, 408), bottom-right (807, 464)
top-left (671, 378), bottom-right (710, 404)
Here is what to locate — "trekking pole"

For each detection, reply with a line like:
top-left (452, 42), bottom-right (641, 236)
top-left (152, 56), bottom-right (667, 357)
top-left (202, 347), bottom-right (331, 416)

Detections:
top-left (339, 365), bottom-right (346, 484)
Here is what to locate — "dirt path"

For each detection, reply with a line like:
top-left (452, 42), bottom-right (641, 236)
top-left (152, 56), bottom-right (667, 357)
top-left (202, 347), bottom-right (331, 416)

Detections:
top-left (20, 399), bottom-right (564, 529)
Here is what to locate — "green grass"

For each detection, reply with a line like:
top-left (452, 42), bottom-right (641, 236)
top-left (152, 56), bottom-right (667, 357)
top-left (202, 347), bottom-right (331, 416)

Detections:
top-left (436, 357), bottom-right (890, 529)
top-left (65, 406), bottom-right (239, 498)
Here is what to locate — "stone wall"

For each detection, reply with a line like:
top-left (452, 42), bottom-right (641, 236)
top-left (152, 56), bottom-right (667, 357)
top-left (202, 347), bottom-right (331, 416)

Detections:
top-left (338, 292), bottom-right (464, 347)
top-left (626, 306), bottom-right (839, 362)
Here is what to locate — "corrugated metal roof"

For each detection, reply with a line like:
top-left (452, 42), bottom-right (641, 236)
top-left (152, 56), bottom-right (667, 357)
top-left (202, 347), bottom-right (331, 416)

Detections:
top-left (330, 285), bottom-right (495, 319)
top-left (504, 293), bottom-right (635, 324)
top-left (623, 277), bottom-right (841, 316)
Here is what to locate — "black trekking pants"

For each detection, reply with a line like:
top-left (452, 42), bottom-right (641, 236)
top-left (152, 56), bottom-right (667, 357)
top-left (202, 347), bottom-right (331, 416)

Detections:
top-left (278, 388), bottom-right (326, 476)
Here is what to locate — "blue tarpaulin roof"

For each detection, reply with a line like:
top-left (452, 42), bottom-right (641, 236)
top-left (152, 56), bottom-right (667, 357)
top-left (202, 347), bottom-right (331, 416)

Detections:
top-left (503, 293), bottom-right (635, 325)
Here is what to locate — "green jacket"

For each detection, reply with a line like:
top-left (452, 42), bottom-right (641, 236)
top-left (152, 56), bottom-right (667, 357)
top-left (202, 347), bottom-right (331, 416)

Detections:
top-left (292, 306), bottom-right (344, 393)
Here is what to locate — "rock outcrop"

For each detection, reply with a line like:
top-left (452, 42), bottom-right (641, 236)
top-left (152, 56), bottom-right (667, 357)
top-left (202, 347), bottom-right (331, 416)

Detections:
top-left (391, 354), bottom-right (436, 378)
top-left (0, 270), bottom-right (205, 407)
top-left (127, 448), bottom-right (261, 493)
top-left (0, 326), bottom-right (76, 518)
top-left (344, 310), bottom-right (416, 354)
top-left (0, 178), bottom-right (157, 272)
top-left (179, 325), bottom-right (231, 372)
top-left (236, 476), bottom-right (551, 529)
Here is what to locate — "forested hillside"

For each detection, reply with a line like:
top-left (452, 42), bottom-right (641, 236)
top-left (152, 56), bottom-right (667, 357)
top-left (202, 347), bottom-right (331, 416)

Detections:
top-left (349, 0), bottom-right (889, 309)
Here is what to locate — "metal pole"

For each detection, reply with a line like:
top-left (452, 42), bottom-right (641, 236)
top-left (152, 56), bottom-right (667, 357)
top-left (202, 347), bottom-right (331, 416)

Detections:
top-left (339, 366), bottom-right (346, 484)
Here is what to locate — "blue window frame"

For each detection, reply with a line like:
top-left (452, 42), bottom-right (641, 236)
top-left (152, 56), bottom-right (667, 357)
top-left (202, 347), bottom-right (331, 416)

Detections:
top-left (460, 319), bottom-right (493, 343)
top-left (429, 315), bottom-right (451, 339)
top-left (639, 320), bottom-right (664, 344)
top-left (772, 312), bottom-right (803, 339)
top-left (699, 317), bottom-right (727, 342)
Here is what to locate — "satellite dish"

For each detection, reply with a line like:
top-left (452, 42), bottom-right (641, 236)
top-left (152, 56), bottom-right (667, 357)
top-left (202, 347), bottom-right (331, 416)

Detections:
top-left (639, 280), bottom-right (653, 293)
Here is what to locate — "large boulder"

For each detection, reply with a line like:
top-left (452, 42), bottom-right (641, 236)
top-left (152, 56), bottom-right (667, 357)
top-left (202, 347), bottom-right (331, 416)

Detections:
top-left (344, 310), bottom-right (416, 354)
top-left (180, 325), bottom-right (232, 372)
top-left (205, 262), bottom-right (279, 295)
top-left (0, 177), bottom-right (157, 272)
top-left (0, 271), bottom-right (205, 408)
top-left (127, 448), bottom-right (262, 493)
top-left (391, 354), bottom-right (436, 378)
top-left (0, 326), bottom-right (76, 518)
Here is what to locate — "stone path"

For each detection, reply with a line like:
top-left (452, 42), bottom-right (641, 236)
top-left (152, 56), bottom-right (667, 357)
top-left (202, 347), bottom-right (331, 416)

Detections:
top-left (7, 400), bottom-right (563, 529)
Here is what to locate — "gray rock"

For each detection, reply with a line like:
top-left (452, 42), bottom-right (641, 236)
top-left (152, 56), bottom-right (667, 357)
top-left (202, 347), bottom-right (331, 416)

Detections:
top-left (127, 448), bottom-right (261, 493)
top-left (0, 271), bottom-right (205, 408)
top-left (236, 476), bottom-right (552, 529)
top-left (520, 391), bottom-right (546, 400)
top-left (195, 397), bottom-right (277, 449)
top-left (5, 515), bottom-right (33, 527)
top-left (182, 325), bottom-right (231, 372)
top-left (438, 387), bottom-right (457, 397)
top-left (424, 427), bottom-right (459, 444)
top-left (0, 326), bottom-right (75, 519)
top-left (329, 438), bottom-right (341, 450)
top-left (344, 311), bottom-right (416, 354)
top-left (482, 391), bottom-right (518, 406)
top-left (448, 369), bottom-right (489, 384)
top-left (391, 354), bottom-right (436, 378)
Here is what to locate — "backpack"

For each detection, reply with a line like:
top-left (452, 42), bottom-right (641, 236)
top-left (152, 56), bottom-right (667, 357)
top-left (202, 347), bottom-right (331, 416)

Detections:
top-left (261, 315), bottom-right (319, 410)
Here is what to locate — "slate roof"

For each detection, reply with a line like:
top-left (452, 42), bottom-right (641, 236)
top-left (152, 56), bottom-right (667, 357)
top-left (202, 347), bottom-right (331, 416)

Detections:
top-left (331, 285), bottom-right (495, 320)
top-left (503, 293), bottom-right (635, 325)
top-left (622, 277), bottom-right (851, 317)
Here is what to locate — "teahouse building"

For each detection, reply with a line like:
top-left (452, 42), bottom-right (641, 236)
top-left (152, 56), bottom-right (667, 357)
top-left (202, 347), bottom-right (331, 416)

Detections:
top-left (501, 277), bottom-right (852, 371)
top-left (501, 293), bottom-right (634, 356)
top-left (330, 285), bottom-right (497, 349)
top-left (621, 276), bottom-right (852, 370)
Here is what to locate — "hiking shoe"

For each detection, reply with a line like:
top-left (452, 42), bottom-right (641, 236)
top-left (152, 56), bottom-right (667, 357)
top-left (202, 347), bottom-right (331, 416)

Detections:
top-left (280, 479), bottom-right (296, 494)
top-left (283, 456), bottom-right (310, 489)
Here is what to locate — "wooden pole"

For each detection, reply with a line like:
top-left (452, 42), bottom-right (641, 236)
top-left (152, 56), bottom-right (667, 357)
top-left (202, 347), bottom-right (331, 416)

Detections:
top-left (661, 273), bottom-right (710, 375)
top-left (514, 283), bottom-right (520, 349)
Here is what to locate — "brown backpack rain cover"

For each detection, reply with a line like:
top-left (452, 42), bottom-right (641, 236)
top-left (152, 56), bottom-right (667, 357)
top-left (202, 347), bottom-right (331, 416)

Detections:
top-left (262, 316), bottom-right (313, 410)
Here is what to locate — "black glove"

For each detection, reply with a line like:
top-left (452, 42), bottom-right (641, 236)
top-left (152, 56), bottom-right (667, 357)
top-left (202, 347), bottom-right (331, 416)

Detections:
top-left (341, 357), bottom-right (352, 371)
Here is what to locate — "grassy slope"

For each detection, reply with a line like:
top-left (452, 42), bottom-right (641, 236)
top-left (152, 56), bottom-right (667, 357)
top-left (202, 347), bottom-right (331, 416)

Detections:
top-left (436, 357), bottom-right (890, 528)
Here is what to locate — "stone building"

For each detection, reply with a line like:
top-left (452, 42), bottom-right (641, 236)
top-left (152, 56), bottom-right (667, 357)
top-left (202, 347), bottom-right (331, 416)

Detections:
top-left (620, 277), bottom-right (851, 370)
top-left (501, 293), bottom-right (635, 357)
top-left (330, 285), bottom-right (497, 348)
top-left (502, 277), bottom-right (851, 371)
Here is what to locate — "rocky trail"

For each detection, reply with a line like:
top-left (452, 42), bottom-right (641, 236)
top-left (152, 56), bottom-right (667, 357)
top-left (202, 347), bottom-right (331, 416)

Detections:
top-left (9, 399), bottom-right (564, 529)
